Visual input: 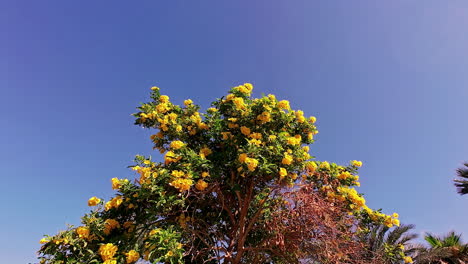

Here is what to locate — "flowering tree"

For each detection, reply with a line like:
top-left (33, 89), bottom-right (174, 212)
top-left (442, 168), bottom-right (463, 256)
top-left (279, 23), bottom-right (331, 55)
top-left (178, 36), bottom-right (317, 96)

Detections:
top-left (38, 84), bottom-right (410, 264)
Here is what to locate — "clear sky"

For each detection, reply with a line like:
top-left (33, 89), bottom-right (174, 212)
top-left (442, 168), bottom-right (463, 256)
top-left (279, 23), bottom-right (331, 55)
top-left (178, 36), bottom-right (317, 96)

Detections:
top-left (2, 0), bottom-right (468, 263)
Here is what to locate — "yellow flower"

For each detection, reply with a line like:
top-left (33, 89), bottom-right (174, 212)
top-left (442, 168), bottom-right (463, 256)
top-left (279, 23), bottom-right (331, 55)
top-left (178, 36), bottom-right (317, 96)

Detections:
top-left (111, 178), bottom-right (121, 190)
top-left (279, 167), bottom-right (287, 178)
top-left (257, 111), bottom-right (271, 123)
top-left (208, 107), bottom-right (218, 112)
top-left (184, 99), bottom-right (193, 106)
top-left (309, 116), bottom-right (317, 123)
top-left (170, 140), bottom-right (185, 150)
top-left (338, 171), bottom-right (351, 180)
top-left (76, 226), bottom-right (90, 239)
top-left (201, 171), bottom-right (210, 177)
top-left (149, 228), bottom-right (160, 236)
top-left (164, 151), bottom-right (179, 164)
top-left (319, 161), bottom-right (330, 170)
top-left (39, 237), bottom-right (49, 244)
top-left (295, 110), bottom-right (305, 123)
top-left (239, 153), bottom-right (248, 163)
top-left (103, 260), bottom-right (117, 264)
top-left (104, 219), bottom-right (120, 235)
top-left (282, 154), bottom-right (293, 165)
top-left (278, 100), bottom-right (290, 110)
top-left (159, 95), bottom-right (170, 103)
top-left (170, 178), bottom-right (193, 192)
top-left (287, 136), bottom-right (301, 145)
top-left (232, 97), bottom-right (246, 110)
top-left (245, 157), bottom-right (259, 171)
top-left (240, 126), bottom-right (251, 136)
top-left (150, 86), bottom-right (159, 91)
top-left (171, 170), bottom-right (185, 178)
top-left (393, 213), bottom-right (399, 218)
top-left (125, 250), bottom-right (140, 263)
top-left (88, 196), bottom-right (101, 206)
top-left (351, 160), bottom-right (363, 167)
top-left (199, 147), bottom-right (212, 159)
top-left (268, 135), bottom-right (277, 141)
top-left (403, 256), bottom-right (413, 263)
top-left (392, 218), bottom-right (400, 226)
top-left (306, 161), bottom-right (317, 175)
top-left (195, 179), bottom-right (208, 191)
top-left (221, 132), bottom-right (232, 140)
top-left (176, 125), bottom-right (182, 132)
top-left (99, 243), bottom-right (118, 261)
top-left (307, 132), bottom-right (313, 141)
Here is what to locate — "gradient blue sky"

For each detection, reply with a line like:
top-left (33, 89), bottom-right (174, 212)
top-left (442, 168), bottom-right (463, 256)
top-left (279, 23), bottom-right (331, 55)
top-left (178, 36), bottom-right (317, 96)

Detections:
top-left (2, 1), bottom-right (468, 263)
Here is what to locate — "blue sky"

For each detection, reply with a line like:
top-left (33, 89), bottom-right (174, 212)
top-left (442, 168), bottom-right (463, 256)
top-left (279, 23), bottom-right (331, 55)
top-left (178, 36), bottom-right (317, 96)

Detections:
top-left (2, 1), bottom-right (468, 263)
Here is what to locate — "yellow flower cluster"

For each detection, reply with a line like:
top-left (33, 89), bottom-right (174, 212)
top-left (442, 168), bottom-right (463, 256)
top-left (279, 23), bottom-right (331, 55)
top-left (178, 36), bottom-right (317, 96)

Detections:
top-left (337, 187), bottom-right (366, 208)
top-left (403, 256), bottom-right (413, 263)
top-left (170, 140), bottom-right (185, 150)
top-left (238, 153), bottom-right (259, 171)
top-left (104, 219), bottom-right (120, 235)
top-left (99, 243), bottom-right (118, 262)
top-left (88, 196), bottom-right (101, 206)
top-left (164, 151), bottom-right (180, 164)
top-left (125, 250), bottom-right (140, 263)
top-left (286, 135), bottom-right (302, 145)
top-left (76, 226), bottom-right (89, 239)
top-left (351, 160), bottom-right (363, 167)
top-left (199, 147), bottom-right (212, 159)
top-left (277, 100), bottom-right (290, 110)
top-left (257, 111), bottom-right (271, 123)
top-left (132, 165), bottom-right (158, 185)
top-left (195, 179), bottom-right (208, 191)
top-left (111, 177), bottom-right (128, 190)
top-left (105, 196), bottom-right (123, 211)
top-left (279, 167), bottom-right (287, 179)
top-left (170, 178), bottom-right (193, 192)
top-left (233, 83), bottom-right (253, 95)
top-left (282, 153), bottom-right (293, 165)
top-left (305, 161), bottom-right (317, 175)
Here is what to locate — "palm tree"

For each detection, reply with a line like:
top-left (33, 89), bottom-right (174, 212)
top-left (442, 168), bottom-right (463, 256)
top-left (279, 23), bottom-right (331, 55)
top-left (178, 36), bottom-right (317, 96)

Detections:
top-left (362, 223), bottom-right (418, 263)
top-left (415, 231), bottom-right (468, 264)
top-left (454, 163), bottom-right (468, 195)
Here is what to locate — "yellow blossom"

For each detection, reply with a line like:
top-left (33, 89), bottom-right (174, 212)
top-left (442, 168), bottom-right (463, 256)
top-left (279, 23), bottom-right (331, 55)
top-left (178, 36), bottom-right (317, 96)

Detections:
top-left (403, 256), bottom-right (413, 263)
top-left (170, 140), bottom-right (185, 150)
top-left (306, 161), bottom-right (317, 175)
top-left (268, 135), bottom-right (277, 141)
top-left (201, 171), bottom-right (210, 177)
top-left (221, 132), bottom-right (232, 140)
top-left (99, 243), bottom-right (118, 261)
top-left (199, 147), bottom-right (212, 159)
top-left (245, 157), bottom-right (259, 171)
top-left (240, 126), bottom-right (251, 136)
top-left (257, 111), bottom-right (271, 123)
top-left (278, 100), bottom-right (290, 110)
top-left (184, 99), bottom-right (193, 106)
top-left (159, 95), bottom-right (169, 103)
top-left (170, 178), bottom-right (193, 192)
top-left (279, 167), bottom-right (287, 178)
top-left (319, 161), bottom-right (330, 170)
top-left (239, 153), bottom-right (248, 163)
top-left (76, 226), bottom-right (90, 239)
top-left (125, 250), bottom-right (140, 263)
top-left (39, 237), bottom-right (49, 244)
top-left (171, 170), bottom-right (185, 178)
top-left (150, 86), bottom-right (159, 91)
top-left (103, 219), bottom-right (120, 235)
top-left (282, 154), bottom-right (293, 165)
top-left (351, 160), bottom-right (363, 167)
top-left (176, 125), bottom-right (182, 132)
top-left (232, 97), bottom-right (246, 110)
top-left (195, 179), bottom-right (208, 191)
top-left (164, 151), bottom-right (179, 164)
top-left (88, 196), bottom-right (101, 206)
top-left (309, 116), bottom-right (317, 123)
